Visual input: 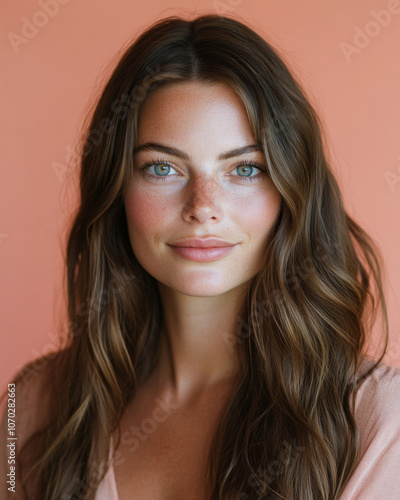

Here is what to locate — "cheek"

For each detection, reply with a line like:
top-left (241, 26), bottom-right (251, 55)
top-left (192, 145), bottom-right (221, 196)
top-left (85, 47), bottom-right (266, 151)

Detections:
top-left (124, 188), bottom-right (168, 235)
top-left (233, 187), bottom-right (281, 235)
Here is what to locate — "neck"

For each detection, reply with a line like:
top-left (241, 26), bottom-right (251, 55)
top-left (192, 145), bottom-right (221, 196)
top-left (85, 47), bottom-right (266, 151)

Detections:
top-left (152, 281), bottom-right (248, 402)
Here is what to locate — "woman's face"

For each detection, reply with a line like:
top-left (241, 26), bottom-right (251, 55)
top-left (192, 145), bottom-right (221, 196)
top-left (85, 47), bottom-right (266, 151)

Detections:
top-left (124, 81), bottom-right (282, 296)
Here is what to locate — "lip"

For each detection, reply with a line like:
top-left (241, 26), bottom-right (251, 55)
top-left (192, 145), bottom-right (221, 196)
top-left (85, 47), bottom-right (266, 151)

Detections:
top-left (168, 237), bottom-right (237, 262)
top-left (169, 238), bottom-right (235, 248)
top-left (168, 245), bottom-right (236, 262)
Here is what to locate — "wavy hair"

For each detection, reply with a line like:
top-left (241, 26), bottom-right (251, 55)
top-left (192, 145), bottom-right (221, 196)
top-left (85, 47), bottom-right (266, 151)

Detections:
top-left (8, 14), bottom-right (388, 499)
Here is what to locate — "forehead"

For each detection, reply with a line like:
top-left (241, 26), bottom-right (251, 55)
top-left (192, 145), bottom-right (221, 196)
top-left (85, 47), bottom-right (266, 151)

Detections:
top-left (136, 81), bottom-right (257, 149)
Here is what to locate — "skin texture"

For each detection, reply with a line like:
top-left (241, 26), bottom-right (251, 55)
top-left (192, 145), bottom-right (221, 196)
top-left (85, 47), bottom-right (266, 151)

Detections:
top-left (124, 81), bottom-right (282, 403)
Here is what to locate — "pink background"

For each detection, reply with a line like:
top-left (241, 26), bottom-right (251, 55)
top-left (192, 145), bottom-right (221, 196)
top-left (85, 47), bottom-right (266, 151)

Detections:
top-left (1, 0), bottom-right (400, 393)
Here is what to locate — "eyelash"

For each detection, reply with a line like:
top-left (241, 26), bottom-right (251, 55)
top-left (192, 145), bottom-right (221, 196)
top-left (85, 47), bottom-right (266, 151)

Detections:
top-left (138, 157), bottom-right (267, 183)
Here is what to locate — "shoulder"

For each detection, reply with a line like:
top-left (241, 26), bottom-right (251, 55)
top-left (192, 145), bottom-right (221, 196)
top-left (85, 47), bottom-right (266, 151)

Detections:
top-left (354, 360), bottom-right (400, 432)
top-left (340, 361), bottom-right (400, 499)
top-left (3, 355), bottom-right (58, 440)
top-left (0, 354), bottom-right (60, 499)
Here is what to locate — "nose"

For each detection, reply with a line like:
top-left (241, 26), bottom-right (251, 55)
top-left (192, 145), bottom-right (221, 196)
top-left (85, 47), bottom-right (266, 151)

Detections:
top-left (182, 174), bottom-right (223, 223)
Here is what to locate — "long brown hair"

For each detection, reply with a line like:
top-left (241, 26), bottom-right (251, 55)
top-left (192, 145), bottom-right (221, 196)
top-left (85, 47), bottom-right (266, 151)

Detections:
top-left (7, 14), bottom-right (388, 499)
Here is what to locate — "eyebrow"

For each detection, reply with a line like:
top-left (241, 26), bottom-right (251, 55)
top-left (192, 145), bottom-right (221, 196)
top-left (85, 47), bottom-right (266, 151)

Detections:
top-left (133, 142), bottom-right (263, 161)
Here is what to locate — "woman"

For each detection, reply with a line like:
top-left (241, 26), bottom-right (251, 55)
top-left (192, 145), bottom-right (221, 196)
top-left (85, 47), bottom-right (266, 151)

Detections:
top-left (1, 13), bottom-right (400, 500)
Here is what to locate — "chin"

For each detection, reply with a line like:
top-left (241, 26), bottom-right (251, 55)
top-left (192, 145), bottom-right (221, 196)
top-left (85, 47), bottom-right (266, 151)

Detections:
top-left (157, 274), bottom-right (246, 298)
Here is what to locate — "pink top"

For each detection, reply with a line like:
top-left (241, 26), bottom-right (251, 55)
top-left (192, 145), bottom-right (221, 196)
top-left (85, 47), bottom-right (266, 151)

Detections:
top-left (1, 361), bottom-right (400, 499)
top-left (95, 362), bottom-right (400, 499)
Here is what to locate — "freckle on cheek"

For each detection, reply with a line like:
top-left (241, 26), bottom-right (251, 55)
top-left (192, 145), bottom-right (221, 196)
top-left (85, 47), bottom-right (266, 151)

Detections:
top-left (127, 194), bottom-right (166, 229)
